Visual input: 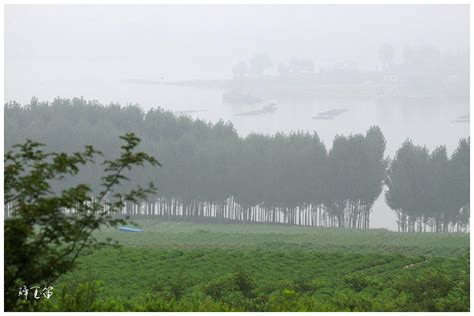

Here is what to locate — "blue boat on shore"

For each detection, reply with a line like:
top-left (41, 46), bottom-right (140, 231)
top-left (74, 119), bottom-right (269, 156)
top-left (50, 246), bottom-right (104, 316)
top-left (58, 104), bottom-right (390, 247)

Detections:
top-left (119, 226), bottom-right (144, 232)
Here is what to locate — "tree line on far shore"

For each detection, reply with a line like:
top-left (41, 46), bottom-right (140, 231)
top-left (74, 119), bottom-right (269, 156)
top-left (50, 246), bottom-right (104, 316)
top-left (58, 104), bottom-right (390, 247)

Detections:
top-left (4, 97), bottom-right (470, 232)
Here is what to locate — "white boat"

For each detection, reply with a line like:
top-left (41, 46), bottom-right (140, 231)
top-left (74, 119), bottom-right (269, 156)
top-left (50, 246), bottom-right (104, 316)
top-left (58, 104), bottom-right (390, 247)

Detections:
top-left (119, 226), bottom-right (144, 232)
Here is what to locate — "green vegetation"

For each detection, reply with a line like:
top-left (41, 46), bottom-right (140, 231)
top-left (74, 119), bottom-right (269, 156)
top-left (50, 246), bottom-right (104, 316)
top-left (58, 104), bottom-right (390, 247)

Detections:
top-left (37, 220), bottom-right (469, 312)
top-left (4, 135), bottom-right (159, 311)
top-left (91, 219), bottom-right (468, 257)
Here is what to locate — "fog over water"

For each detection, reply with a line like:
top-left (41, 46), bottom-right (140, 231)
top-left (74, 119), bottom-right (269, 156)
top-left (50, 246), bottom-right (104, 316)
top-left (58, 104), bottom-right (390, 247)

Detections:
top-left (5, 5), bottom-right (470, 230)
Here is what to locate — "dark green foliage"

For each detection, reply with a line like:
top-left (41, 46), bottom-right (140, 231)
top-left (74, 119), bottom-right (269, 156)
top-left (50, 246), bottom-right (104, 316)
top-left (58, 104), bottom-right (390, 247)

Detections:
top-left (393, 267), bottom-right (469, 312)
top-left (344, 273), bottom-right (374, 292)
top-left (204, 267), bottom-right (256, 300)
top-left (4, 134), bottom-right (159, 311)
top-left (46, 281), bottom-right (105, 312)
top-left (167, 273), bottom-right (188, 300)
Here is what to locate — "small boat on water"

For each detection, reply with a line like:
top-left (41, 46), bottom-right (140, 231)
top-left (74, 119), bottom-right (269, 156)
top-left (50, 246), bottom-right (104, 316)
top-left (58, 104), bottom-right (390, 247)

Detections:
top-left (313, 116), bottom-right (335, 120)
top-left (313, 108), bottom-right (348, 120)
top-left (236, 102), bottom-right (278, 117)
top-left (119, 226), bottom-right (144, 233)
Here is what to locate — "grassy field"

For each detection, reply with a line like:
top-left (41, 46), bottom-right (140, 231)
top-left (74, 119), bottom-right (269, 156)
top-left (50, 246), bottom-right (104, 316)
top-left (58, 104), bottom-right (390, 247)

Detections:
top-left (44, 219), bottom-right (469, 312)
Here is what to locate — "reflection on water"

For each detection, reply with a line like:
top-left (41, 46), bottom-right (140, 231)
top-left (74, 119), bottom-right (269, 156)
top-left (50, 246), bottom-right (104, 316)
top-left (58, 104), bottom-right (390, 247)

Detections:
top-left (4, 78), bottom-right (469, 230)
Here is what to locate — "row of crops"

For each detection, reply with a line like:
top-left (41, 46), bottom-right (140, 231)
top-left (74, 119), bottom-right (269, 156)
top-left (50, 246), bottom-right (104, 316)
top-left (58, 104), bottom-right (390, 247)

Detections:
top-left (32, 222), bottom-right (469, 312)
top-left (40, 247), bottom-right (468, 312)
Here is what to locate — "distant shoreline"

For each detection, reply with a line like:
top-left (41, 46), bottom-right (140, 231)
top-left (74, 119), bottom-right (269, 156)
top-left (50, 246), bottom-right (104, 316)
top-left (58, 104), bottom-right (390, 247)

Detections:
top-left (122, 77), bottom-right (469, 100)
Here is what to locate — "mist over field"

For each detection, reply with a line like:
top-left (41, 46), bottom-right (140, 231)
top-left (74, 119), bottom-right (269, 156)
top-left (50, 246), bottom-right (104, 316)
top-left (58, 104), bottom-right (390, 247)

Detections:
top-left (4, 5), bottom-right (470, 312)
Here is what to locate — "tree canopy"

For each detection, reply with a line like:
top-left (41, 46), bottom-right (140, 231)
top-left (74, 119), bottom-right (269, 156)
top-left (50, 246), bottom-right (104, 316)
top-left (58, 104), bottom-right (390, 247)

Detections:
top-left (5, 97), bottom-right (469, 231)
top-left (385, 138), bottom-right (470, 232)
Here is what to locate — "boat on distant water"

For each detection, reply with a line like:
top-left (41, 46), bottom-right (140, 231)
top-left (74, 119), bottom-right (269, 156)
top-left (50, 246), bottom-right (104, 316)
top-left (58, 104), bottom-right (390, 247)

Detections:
top-left (119, 226), bottom-right (144, 232)
top-left (313, 108), bottom-right (348, 120)
top-left (223, 89), bottom-right (263, 105)
top-left (235, 102), bottom-right (278, 117)
top-left (313, 116), bottom-right (335, 120)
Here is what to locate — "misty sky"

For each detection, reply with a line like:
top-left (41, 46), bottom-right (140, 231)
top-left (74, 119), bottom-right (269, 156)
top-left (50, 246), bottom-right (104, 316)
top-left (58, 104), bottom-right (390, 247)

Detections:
top-left (5, 5), bottom-right (470, 80)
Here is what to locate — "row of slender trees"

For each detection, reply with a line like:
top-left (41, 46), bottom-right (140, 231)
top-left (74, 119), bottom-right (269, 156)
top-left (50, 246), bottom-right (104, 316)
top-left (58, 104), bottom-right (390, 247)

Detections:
top-left (386, 139), bottom-right (469, 232)
top-left (4, 97), bottom-right (469, 231)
